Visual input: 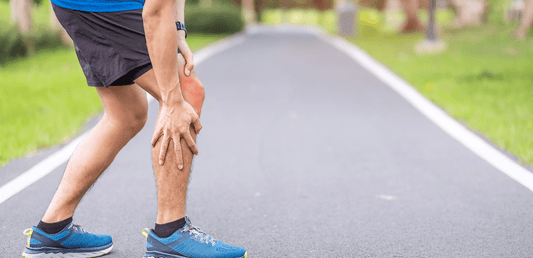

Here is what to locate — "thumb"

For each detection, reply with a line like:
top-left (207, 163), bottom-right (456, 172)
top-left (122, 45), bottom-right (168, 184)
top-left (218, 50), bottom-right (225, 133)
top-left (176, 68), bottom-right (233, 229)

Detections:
top-left (182, 48), bottom-right (194, 77)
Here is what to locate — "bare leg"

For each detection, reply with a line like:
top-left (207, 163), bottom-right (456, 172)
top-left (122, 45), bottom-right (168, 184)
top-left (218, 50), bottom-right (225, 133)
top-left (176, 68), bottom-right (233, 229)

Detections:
top-left (135, 54), bottom-right (205, 224)
top-left (516, 0), bottom-right (533, 40)
top-left (42, 85), bottom-right (148, 223)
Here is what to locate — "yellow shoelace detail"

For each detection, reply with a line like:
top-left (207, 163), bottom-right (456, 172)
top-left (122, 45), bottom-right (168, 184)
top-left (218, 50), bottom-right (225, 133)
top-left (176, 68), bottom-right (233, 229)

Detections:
top-left (23, 228), bottom-right (33, 247)
top-left (142, 228), bottom-right (150, 238)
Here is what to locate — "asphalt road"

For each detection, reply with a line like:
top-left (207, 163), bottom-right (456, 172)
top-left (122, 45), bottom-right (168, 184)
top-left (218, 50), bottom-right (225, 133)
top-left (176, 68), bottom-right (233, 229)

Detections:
top-left (2, 26), bottom-right (533, 258)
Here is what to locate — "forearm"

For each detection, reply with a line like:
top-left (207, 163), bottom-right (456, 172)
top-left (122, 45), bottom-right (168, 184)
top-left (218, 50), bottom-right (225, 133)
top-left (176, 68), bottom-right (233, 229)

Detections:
top-left (143, 0), bottom-right (183, 104)
top-left (174, 0), bottom-right (185, 22)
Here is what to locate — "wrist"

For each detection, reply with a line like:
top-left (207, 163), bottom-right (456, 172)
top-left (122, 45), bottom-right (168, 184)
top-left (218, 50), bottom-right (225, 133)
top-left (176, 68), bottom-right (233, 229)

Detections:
top-left (177, 30), bottom-right (186, 40)
top-left (161, 88), bottom-right (184, 105)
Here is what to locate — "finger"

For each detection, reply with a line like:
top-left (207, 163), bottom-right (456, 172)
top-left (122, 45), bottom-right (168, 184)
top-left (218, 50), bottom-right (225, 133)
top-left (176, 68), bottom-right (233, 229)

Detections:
top-left (181, 47), bottom-right (194, 76)
top-left (158, 134), bottom-right (170, 165)
top-left (151, 128), bottom-right (163, 147)
top-left (193, 118), bottom-right (202, 134)
top-left (174, 138), bottom-right (184, 170)
top-left (183, 132), bottom-right (199, 155)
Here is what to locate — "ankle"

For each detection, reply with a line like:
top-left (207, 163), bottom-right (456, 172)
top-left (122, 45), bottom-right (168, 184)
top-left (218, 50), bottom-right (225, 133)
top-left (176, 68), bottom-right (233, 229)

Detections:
top-left (154, 217), bottom-right (186, 238)
top-left (37, 217), bottom-right (73, 234)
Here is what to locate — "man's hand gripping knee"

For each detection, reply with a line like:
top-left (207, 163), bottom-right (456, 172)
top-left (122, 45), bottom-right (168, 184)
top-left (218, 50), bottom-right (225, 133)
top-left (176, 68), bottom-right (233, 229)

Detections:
top-left (144, 0), bottom-right (201, 169)
top-left (151, 99), bottom-right (201, 169)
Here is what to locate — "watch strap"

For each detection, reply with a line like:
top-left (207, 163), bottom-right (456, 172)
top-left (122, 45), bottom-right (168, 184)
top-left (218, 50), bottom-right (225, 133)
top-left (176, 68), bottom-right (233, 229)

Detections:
top-left (175, 21), bottom-right (187, 39)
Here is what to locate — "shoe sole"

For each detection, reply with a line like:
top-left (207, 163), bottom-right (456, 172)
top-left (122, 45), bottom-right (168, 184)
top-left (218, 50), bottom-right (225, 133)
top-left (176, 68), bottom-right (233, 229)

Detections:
top-left (22, 245), bottom-right (113, 258)
top-left (144, 251), bottom-right (247, 258)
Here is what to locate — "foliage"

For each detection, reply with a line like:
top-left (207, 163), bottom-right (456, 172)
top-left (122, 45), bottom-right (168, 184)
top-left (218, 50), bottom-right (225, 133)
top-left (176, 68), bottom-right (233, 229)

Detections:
top-left (359, 0), bottom-right (386, 10)
top-left (0, 1), bottom-right (64, 64)
top-left (260, 0), bottom-right (326, 9)
top-left (359, 9), bottom-right (382, 37)
top-left (486, 0), bottom-right (514, 24)
top-left (185, 2), bottom-right (244, 34)
top-left (0, 24), bottom-right (63, 64)
top-left (0, 26), bottom-right (27, 63)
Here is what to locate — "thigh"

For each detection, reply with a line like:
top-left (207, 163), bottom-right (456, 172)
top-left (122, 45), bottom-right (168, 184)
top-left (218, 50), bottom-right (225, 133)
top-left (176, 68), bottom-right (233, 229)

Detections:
top-left (135, 54), bottom-right (205, 116)
top-left (96, 84), bottom-right (148, 120)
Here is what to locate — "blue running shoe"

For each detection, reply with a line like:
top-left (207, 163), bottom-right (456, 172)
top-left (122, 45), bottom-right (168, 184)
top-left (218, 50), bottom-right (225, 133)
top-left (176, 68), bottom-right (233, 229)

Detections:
top-left (22, 223), bottom-right (113, 257)
top-left (142, 217), bottom-right (247, 258)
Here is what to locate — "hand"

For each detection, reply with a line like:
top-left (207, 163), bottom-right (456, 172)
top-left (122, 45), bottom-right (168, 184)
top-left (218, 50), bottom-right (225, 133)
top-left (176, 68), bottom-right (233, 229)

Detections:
top-left (177, 31), bottom-right (194, 77)
top-left (151, 100), bottom-right (202, 169)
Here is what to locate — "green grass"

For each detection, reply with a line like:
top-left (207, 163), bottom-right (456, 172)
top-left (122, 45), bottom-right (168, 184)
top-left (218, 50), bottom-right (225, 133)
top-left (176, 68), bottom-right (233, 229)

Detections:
top-left (351, 23), bottom-right (533, 165)
top-left (0, 33), bottom-right (228, 167)
top-left (261, 8), bottom-right (338, 34)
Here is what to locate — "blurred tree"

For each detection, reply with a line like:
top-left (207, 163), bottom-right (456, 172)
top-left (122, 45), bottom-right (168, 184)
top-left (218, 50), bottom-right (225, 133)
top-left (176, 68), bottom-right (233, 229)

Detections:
top-left (10, 0), bottom-right (32, 33)
top-left (199, 0), bottom-right (211, 7)
top-left (515, 0), bottom-right (533, 39)
top-left (399, 0), bottom-right (427, 32)
top-left (359, 0), bottom-right (387, 10)
top-left (242, 0), bottom-right (256, 23)
top-left (10, 0), bottom-right (34, 54)
top-left (312, 0), bottom-right (333, 10)
top-left (450, 0), bottom-right (486, 27)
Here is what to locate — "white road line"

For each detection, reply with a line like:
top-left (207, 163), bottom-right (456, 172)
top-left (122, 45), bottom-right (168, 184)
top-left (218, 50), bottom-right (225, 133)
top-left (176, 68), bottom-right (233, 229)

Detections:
top-left (319, 32), bottom-right (533, 192)
top-left (0, 35), bottom-right (245, 205)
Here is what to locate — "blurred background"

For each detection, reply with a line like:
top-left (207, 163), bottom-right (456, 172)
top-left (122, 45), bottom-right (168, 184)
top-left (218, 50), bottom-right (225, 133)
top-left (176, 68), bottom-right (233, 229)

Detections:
top-left (1, 0), bottom-right (533, 170)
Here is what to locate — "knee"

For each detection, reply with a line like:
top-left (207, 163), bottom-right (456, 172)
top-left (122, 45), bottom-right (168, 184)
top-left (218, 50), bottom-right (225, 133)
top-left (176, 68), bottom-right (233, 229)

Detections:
top-left (128, 108), bottom-right (148, 134)
top-left (108, 106), bottom-right (148, 136)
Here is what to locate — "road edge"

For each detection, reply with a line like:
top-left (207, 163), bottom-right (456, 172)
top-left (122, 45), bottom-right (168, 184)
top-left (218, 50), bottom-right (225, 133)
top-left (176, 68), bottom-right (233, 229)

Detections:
top-left (316, 30), bottom-right (533, 193)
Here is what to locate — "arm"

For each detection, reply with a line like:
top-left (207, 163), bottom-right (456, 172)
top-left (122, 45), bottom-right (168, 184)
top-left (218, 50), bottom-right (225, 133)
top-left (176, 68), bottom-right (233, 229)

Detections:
top-left (172, 0), bottom-right (194, 76)
top-left (143, 0), bottom-right (201, 168)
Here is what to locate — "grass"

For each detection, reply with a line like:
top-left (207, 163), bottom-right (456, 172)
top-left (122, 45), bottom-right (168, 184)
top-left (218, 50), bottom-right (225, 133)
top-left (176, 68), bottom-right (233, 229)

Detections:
top-left (351, 23), bottom-right (533, 165)
top-left (261, 8), bottom-right (338, 33)
top-left (260, 8), bottom-right (533, 165)
top-left (0, 33), bottom-right (228, 167)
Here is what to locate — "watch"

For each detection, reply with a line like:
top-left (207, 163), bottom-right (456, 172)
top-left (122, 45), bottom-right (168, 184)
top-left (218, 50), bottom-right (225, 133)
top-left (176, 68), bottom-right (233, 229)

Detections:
top-left (175, 21), bottom-right (187, 39)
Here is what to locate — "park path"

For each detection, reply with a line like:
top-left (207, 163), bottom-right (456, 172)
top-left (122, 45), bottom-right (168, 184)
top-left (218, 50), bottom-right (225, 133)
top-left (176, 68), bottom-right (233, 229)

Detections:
top-left (1, 25), bottom-right (533, 257)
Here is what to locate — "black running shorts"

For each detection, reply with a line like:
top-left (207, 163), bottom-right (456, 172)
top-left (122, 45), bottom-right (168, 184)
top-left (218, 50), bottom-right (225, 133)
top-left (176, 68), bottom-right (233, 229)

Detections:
top-left (52, 4), bottom-right (153, 87)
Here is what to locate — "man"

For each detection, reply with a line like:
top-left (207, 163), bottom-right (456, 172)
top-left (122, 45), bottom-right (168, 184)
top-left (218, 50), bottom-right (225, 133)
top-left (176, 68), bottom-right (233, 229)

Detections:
top-left (21, 0), bottom-right (247, 257)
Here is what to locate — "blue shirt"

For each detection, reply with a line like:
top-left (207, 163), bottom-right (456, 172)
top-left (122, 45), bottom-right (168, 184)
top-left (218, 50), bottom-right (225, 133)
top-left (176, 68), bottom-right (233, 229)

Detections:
top-left (51, 0), bottom-right (144, 12)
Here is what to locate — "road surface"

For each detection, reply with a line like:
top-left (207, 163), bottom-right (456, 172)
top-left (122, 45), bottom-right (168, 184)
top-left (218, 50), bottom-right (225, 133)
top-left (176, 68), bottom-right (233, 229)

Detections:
top-left (1, 25), bottom-right (533, 257)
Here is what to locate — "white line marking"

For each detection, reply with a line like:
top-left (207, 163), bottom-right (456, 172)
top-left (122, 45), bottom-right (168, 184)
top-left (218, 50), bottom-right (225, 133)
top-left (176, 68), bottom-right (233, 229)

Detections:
top-left (318, 32), bottom-right (533, 192)
top-left (0, 132), bottom-right (88, 204)
top-left (0, 35), bottom-right (245, 205)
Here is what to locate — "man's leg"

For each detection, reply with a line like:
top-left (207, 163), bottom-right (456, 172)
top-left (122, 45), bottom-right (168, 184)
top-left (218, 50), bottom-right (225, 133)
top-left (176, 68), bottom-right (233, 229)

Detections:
top-left (134, 54), bottom-right (204, 224)
top-left (136, 55), bottom-right (247, 258)
top-left (23, 84), bottom-right (148, 257)
top-left (42, 85), bottom-right (148, 223)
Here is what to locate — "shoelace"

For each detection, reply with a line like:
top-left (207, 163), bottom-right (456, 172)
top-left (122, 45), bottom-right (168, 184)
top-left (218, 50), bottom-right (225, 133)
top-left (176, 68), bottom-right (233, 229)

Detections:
top-left (72, 224), bottom-right (87, 234)
top-left (184, 224), bottom-right (217, 246)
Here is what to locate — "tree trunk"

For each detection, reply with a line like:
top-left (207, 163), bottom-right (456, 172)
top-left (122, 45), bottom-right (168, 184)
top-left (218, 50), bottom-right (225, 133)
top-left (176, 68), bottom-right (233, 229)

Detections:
top-left (399, 0), bottom-right (424, 33)
top-left (10, 0), bottom-right (32, 33)
top-left (10, 0), bottom-right (34, 55)
top-left (242, 0), bottom-right (255, 24)
top-left (451, 0), bottom-right (486, 28)
top-left (312, 0), bottom-right (334, 11)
